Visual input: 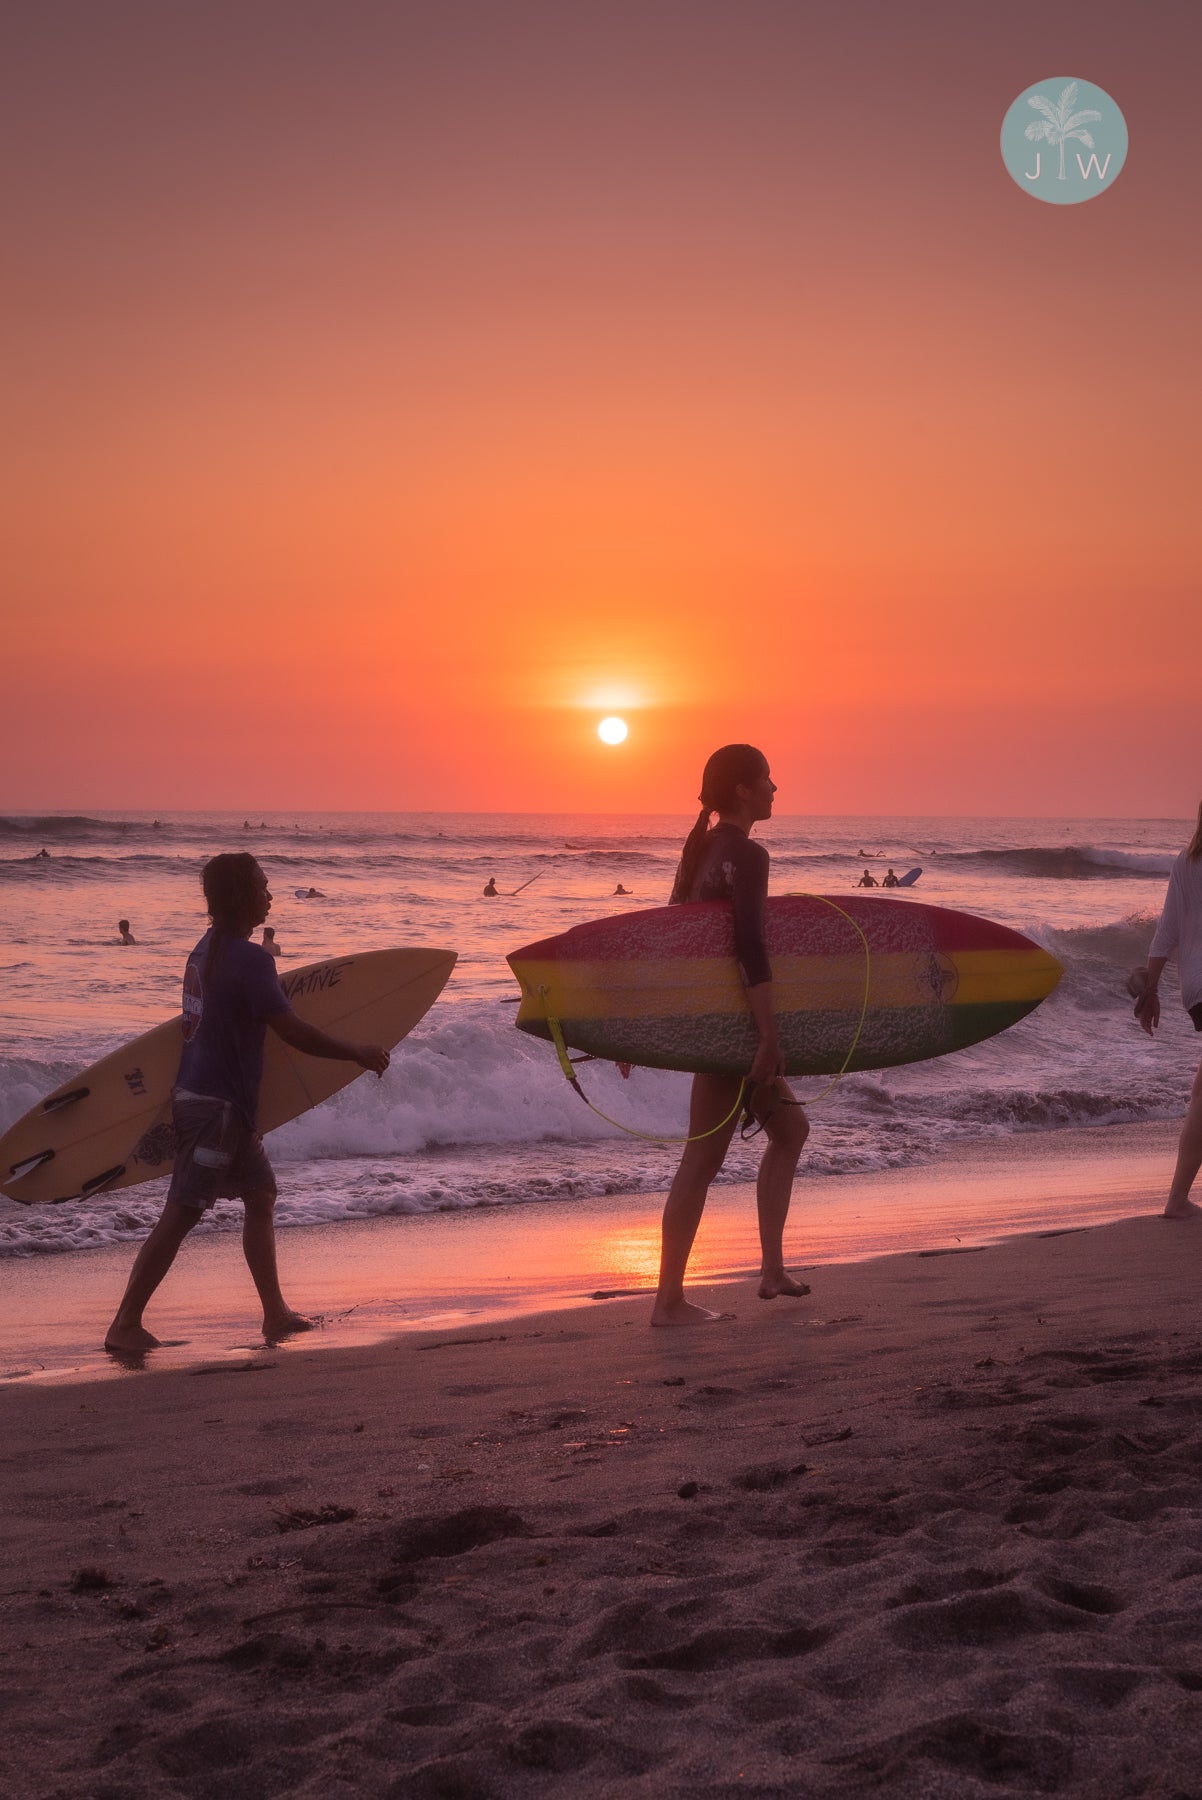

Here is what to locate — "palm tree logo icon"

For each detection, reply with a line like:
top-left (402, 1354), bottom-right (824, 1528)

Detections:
top-left (1023, 81), bottom-right (1102, 181)
top-left (1000, 77), bottom-right (1127, 205)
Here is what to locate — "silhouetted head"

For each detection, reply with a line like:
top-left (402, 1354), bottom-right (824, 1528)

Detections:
top-left (670, 745), bottom-right (773, 904)
top-left (697, 744), bottom-right (770, 815)
top-left (202, 853), bottom-right (270, 938)
top-left (118, 919), bottom-right (129, 933)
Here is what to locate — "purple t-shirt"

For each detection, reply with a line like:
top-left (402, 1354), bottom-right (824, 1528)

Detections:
top-left (176, 931), bottom-right (291, 1127)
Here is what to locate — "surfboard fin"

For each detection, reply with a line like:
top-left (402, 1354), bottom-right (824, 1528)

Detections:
top-left (80, 1165), bottom-right (126, 1196)
top-left (42, 1087), bottom-right (90, 1114)
top-left (9, 1149), bottom-right (55, 1181)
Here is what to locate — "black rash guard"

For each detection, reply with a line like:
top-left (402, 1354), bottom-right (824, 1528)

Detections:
top-left (673, 822), bottom-right (772, 989)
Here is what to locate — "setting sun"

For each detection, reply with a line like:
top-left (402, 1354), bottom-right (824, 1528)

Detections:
top-left (597, 717), bottom-right (628, 745)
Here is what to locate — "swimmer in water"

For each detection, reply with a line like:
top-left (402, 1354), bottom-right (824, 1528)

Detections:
top-left (117, 919), bottom-right (136, 945)
top-left (261, 926), bottom-right (280, 957)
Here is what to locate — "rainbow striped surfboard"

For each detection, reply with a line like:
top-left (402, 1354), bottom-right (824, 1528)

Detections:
top-left (508, 896), bottom-right (1061, 1077)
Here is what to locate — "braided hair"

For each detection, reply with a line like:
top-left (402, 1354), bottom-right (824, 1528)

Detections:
top-left (669, 744), bottom-right (768, 904)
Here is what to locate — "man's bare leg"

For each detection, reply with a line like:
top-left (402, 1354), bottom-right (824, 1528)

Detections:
top-left (243, 1188), bottom-right (314, 1338)
top-left (105, 1202), bottom-right (201, 1352)
top-left (1165, 1060), bottom-right (1202, 1218)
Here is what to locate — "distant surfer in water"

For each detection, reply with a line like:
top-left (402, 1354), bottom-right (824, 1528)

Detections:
top-left (1130, 802), bottom-right (1202, 1219)
top-left (613, 883), bottom-right (631, 896)
top-left (117, 919), bottom-right (136, 945)
top-left (882, 868), bottom-right (899, 888)
top-left (105, 853), bottom-right (389, 1356)
top-left (856, 869), bottom-right (878, 887)
top-left (651, 744), bottom-right (810, 1326)
top-left (261, 925), bottom-right (280, 957)
top-left (483, 877), bottom-right (499, 897)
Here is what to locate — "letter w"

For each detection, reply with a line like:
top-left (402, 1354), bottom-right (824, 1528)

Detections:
top-left (1076, 152), bottom-right (1112, 180)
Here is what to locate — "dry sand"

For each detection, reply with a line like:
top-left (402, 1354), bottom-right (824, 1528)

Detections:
top-left (5, 1207), bottom-right (1202, 1798)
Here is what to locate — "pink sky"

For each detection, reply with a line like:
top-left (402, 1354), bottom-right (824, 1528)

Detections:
top-left (2, 1), bottom-right (1199, 814)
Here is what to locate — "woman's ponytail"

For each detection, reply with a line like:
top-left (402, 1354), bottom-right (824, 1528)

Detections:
top-left (670, 806), bottom-right (715, 904)
top-left (669, 743), bottom-right (768, 903)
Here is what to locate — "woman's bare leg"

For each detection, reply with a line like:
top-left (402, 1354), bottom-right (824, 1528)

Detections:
top-left (651, 1074), bottom-right (741, 1325)
top-left (1165, 1058), bottom-right (1202, 1218)
top-left (753, 1081), bottom-right (811, 1297)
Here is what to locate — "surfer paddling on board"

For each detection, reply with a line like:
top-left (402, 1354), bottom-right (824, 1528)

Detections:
top-left (1129, 802), bottom-right (1202, 1219)
top-left (105, 854), bottom-right (389, 1356)
top-left (651, 745), bottom-right (810, 1326)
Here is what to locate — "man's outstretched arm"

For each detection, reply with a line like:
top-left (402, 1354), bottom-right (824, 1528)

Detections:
top-left (267, 1010), bottom-right (390, 1074)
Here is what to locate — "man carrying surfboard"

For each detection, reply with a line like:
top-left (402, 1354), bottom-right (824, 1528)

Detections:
top-left (652, 745), bottom-right (810, 1326)
top-left (105, 853), bottom-right (388, 1356)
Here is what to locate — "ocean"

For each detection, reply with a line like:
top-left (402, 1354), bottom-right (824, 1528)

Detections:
top-left (0, 810), bottom-right (1196, 1265)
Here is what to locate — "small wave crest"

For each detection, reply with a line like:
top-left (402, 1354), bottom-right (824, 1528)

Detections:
top-left (933, 845), bottom-right (1175, 880)
top-left (0, 814), bottom-right (122, 838)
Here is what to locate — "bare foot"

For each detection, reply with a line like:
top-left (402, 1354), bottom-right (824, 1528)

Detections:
top-left (263, 1310), bottom-right (316, 1341)
top-left (758, 1274), bottom-right (812, 1300)
top-left (650, 1299), bottom-right (735, 1327)
top-left (104, 1322), bottom-right (161, 1354)
top-left (1163, 1199), bottom-right (1202, 1219)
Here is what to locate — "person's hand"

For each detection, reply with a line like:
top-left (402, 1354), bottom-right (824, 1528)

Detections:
top-left (1134, 989), bottom-right (1160, 1036)
top-left (356, 1044), bottom-right (390, 1076)
top-left (749, 1034), bottom-right (785, 1086)
top-left (1127, 966), bottom-right (1160, 1036)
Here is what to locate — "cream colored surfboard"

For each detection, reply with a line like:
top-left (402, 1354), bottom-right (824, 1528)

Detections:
top-left (0, 947), bottom-right (456, 1206)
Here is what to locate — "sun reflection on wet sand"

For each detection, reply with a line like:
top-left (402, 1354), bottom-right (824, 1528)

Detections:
top-left (0, 1120), bottom-right (1179, 1385)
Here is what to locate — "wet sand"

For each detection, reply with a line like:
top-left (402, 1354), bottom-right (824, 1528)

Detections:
top-left (0, 1118), bottom-right (1181, 1384)
top-left (3, 1127), bottom-right (1202, 1796)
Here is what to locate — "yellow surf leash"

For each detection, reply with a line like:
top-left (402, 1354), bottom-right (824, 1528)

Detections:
top-left (541, 999), bottom-right (746, 1144)
top-left (536, 891), bottom-right (872, 1144)
top-left (784, 893), bottom-right (873, 1104)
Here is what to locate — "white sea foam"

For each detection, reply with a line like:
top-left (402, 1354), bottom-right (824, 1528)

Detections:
top-left (1, 810), bottom-right (1197, 1260)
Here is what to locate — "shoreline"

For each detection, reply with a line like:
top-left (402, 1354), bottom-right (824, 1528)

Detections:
top-left (0, 1116), bottom-right (1180, 1386)
top-left (4, 1193), bottom-right (1202, 1793)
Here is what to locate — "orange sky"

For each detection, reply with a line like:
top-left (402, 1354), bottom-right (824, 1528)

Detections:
top-left (2, 1), bottom-right (1199, 814)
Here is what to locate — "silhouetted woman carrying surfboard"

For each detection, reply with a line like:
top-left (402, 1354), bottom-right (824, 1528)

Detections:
top-left (651, 745), bottom-right (811, 1326)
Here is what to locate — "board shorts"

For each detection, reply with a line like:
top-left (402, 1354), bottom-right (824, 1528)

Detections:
top-left (167, 1089), bottom-right (276, 1211)
top-left (1191, 1004), bottom-right (1202, 1033)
